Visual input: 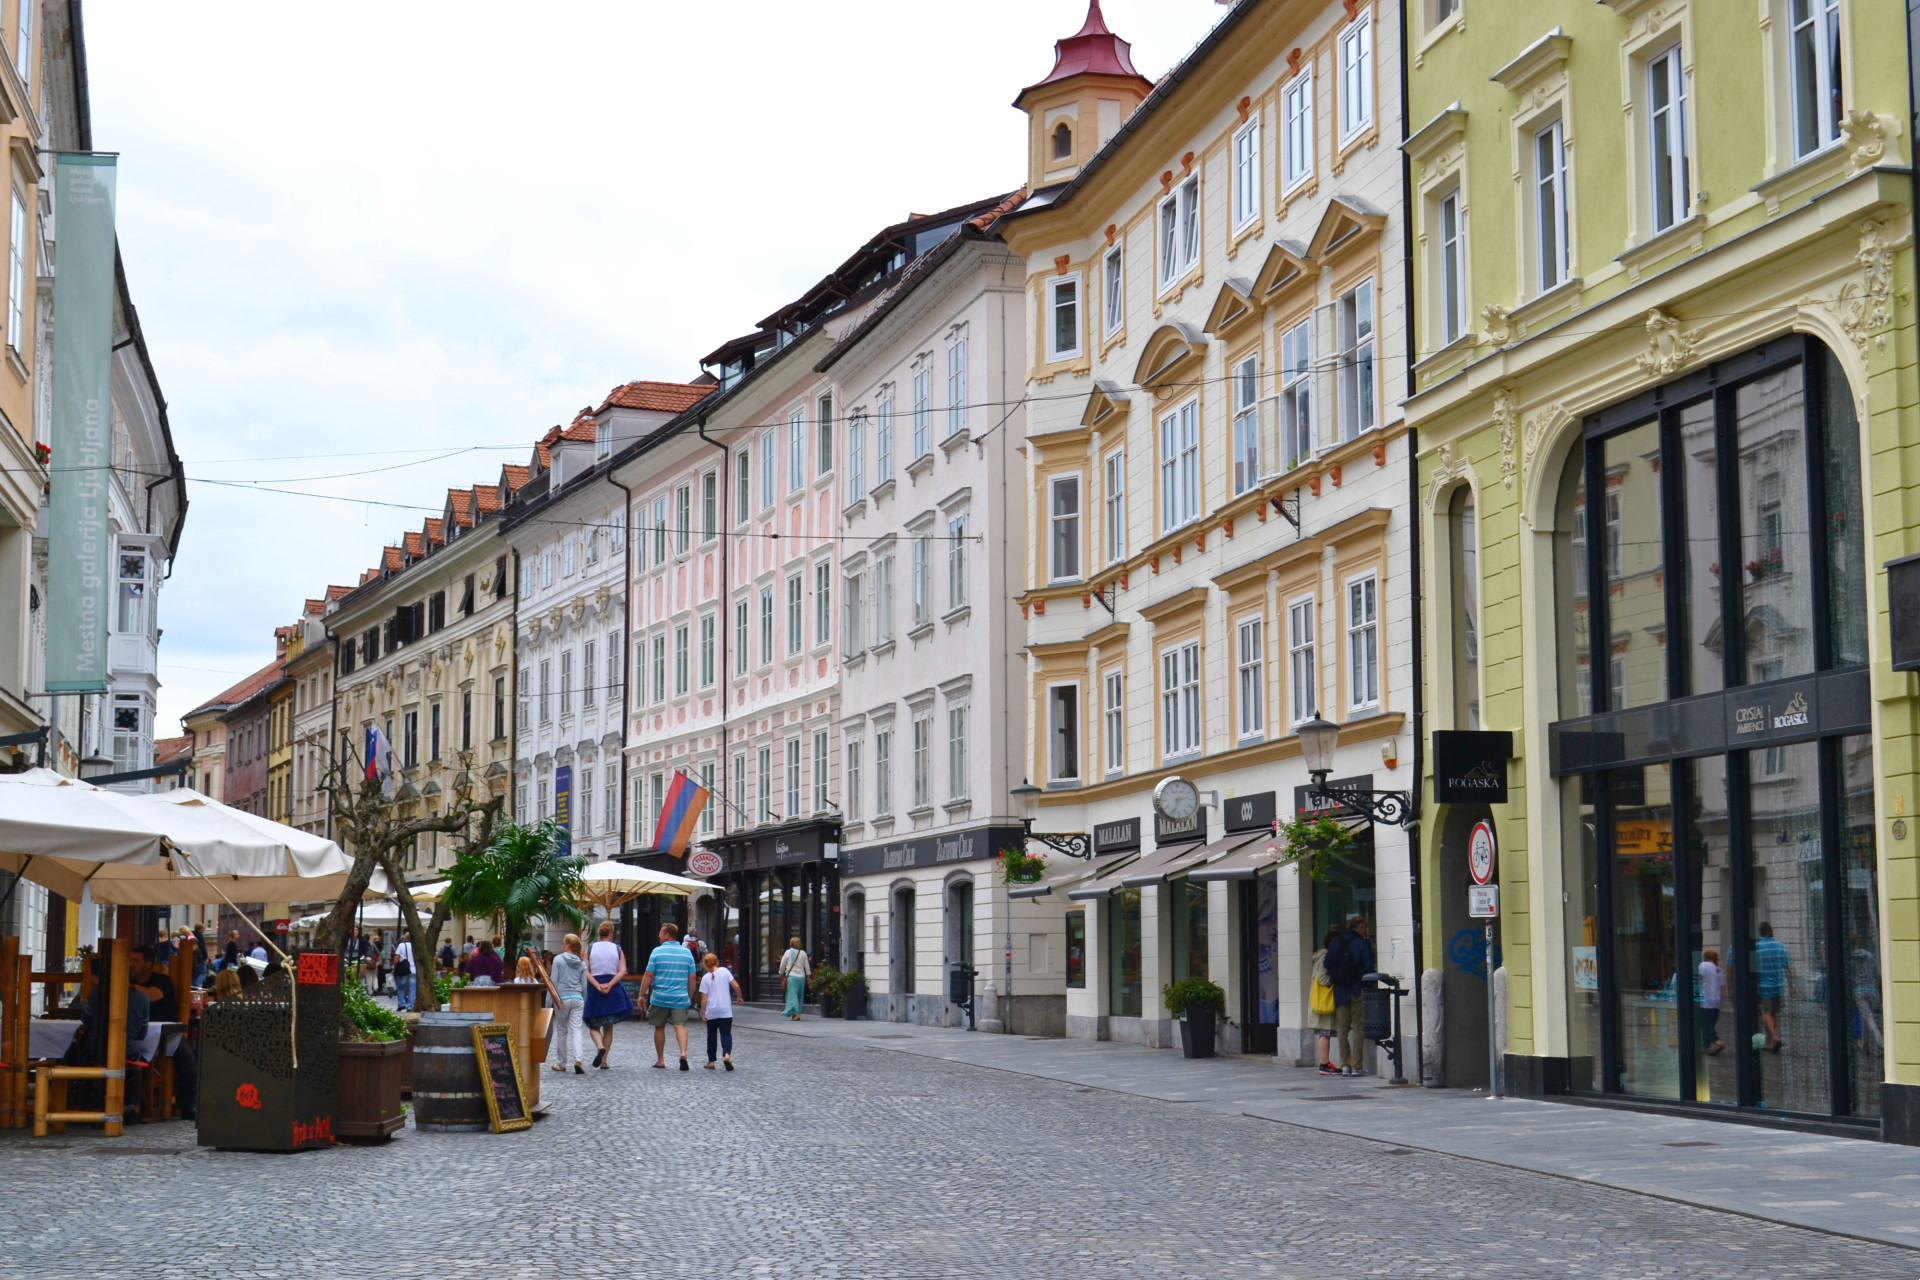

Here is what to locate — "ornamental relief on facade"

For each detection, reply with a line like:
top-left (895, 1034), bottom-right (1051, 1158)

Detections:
top-left (1634, 308), bottom-right (1702, 376)
top-left (1424, 441), bottom-right (1474, 514)
top-left (1832, 216), bottom-right (1905, 355)
top-left (1492, 386), bottom-right (1519, 490)
top-left (1840, 110), bottom-right (1902, 174)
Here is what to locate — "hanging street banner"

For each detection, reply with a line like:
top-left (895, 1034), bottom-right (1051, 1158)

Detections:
top-left (45, 154), bottom-right (118, 692)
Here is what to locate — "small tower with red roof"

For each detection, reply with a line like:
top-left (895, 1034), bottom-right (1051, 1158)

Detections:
top-left (1015, 1), bottom-right (1155, 194)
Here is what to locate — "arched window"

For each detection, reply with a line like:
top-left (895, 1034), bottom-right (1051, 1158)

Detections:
top-left (1053, 122), bottom-right (1073, 159)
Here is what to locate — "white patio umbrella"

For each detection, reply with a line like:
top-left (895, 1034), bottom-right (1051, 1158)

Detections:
top-left (575, 860), bottom-right (713, 912)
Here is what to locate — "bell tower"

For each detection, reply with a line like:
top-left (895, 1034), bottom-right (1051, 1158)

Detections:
top-left (1015, 1), bottom-right (1154, 194)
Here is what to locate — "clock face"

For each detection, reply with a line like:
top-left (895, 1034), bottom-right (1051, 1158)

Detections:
top-left (1154, 776), bottom-right (1200, 821)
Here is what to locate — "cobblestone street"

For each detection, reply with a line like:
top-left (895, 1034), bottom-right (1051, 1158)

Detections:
top-left (1, 1023), bottom-right (1916, 1280)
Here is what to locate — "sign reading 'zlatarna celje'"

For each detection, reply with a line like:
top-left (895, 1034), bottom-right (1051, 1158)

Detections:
top-left (46, 154), bottom-right (118, 693)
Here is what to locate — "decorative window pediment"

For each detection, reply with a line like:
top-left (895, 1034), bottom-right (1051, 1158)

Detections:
top-left (1306, 194), bottom-right (1388, 261)
top-left (1132, 322), bottom-right (1208, 391)
top-left (1080, 379), bottom-right (1131, 429)
top-left (1404, 102), bottom-right (1469, 165)
top-left (1491, 27), bottom-right (1572, 95)
top-left (1202, 277), bottom-right (1260, 338)
top-left (1252, 239), bottom-right (1313, 303)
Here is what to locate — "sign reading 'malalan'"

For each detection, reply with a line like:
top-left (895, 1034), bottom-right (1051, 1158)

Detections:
top-left (46, 155), bottom-right (118, 693)
top-left (842, 825), bottom-right (1024, 877)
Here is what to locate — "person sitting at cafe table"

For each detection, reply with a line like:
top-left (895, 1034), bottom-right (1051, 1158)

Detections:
top-left (130, 945), bottom-right (197, 1120)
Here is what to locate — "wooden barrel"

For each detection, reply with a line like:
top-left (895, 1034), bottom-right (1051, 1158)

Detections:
top-left (411, 1012), bottom-right (491, 1132)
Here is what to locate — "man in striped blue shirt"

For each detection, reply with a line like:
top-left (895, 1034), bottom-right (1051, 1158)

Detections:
top-left (641, 923), bottom-right (699, 1071)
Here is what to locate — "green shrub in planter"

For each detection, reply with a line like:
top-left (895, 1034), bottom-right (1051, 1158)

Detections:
top-left (1162, 977), bottom-right (1226, 1020)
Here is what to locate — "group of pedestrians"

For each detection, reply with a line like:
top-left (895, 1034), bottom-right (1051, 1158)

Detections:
top-left (1309, 916), bottom-right (1376, 1077)
top-left (537, 921), bottom-right (745, 1074)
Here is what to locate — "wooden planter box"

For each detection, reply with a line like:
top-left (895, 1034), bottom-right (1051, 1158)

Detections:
top-left (334, 1038), bottom-right (407, 1142)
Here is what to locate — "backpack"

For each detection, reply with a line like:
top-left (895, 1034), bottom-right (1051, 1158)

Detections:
top-left (1324, 934), bottom-right (1365, 988)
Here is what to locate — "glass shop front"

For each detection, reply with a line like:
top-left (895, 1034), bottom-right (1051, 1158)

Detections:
top-left (698, 820), bottom-right (841, 1003)
top-left (1547, 336), bottom-right (1882, 1123)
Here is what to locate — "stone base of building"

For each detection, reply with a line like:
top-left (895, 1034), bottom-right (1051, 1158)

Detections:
top-left (1503, 1053), bottom-right (1572, 1098)
top-left (1066, 1014), bottom-right (1109, 1041)
top-left (1882, 1083), bottom-right (1920, 1146)
top-left (885, 994), bottom-right (955, 1025)
top-left (986, 995), bottom-right (1063, 1038)
top-left (1107, 1016), bottom-right (1176, 1049)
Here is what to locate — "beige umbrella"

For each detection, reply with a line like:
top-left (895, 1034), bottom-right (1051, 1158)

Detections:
top-left (574, 860), bottom-right (712, 913)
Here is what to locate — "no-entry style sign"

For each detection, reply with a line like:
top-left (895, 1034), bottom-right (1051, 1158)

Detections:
top-left (1468, 820), bottom-right (1497, 885)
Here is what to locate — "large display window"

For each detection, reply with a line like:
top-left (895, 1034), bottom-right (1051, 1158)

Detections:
top-left (1549, 336), bottom-right (1880, 1121)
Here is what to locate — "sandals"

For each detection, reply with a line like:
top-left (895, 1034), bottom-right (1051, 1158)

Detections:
top-left (573, 1062), bottom-right (586, 1075)
top-left (724, 1058), bottom-right (734, 1072)
top-left (704, 1061), bottom-right (717, 1070)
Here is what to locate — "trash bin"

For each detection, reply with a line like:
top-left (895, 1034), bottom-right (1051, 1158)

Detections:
top-left (948, 966), bottom-right (974, 1006)
top-left (1361, 985), bottom-right (1394, 1041)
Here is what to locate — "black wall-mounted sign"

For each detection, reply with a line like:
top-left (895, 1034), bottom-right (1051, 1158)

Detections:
top-left (1154, 809), bottom-right (1207, 846)
top-left (1432, 730), bottom-right (1513, 804)
top-left (1092, 816), bottom-right (1141, 854)
top-left (1889, 552), bottom-right (1920, 672)
top-left (841, 824), bottom-right (1024, 877)
top-left (1294, 775), bottom-right (1374, 821)
top-left (1222, 791), bottom-right (1277, 833)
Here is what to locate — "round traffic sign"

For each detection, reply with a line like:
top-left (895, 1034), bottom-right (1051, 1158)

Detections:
top-left (687, 849), bottom-right (723, 878)
top-left (1468, 820), bottom-right (1497, 885)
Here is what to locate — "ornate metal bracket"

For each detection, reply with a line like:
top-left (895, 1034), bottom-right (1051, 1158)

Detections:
top-left (1090, 581), bottom-right (1118, 616)
top-left (1272, 489), bottom-right (1301, 535)
top-left (1307, 781), bottom-right (1415, 829)
top-left (1025, 827), bottom-right (1093, 860)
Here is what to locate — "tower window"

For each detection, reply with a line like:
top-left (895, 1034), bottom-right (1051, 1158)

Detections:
top-left (1052, 122), bottom-right (1073, 159)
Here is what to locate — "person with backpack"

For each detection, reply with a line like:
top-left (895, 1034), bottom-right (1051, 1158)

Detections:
top-left (1325, 915), bottom-right (1375, 1076)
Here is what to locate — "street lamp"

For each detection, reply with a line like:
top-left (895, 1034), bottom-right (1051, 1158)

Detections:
top-left (1297, 716), bottom-right (1415, 829)
top-left (1010, 779), bottom-right (1092, 859)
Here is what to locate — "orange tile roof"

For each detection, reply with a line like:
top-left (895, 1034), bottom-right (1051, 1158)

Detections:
top-left (424, 517), bottom-right (445, 547)
top-left (474, 484), bottom-right (502, 514)
top-left (971, 186), bottom-right (1028, 230)
top-left (563, 409), bottom-right (597, 442)
top-left (153, 734), bottom-right (193, 766)
top-left (327, 584), bottom-right (352, 601)
top-left (187, 658), bottom-right (285, 717)
top-left (447, 488), bottom-right (474, 528)
top-left (402, 532), bottom-right (424, 559)
top-left (597, 381), bottom-right (713, 415)
top-left (383, 546), bottom-right (404, 572)
top-left (501, 464), bottom-right (530, 493)
top-left (303, 598), bottom-right (325, 615)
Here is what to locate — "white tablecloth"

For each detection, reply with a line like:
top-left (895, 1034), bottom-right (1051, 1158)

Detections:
top-left (28, 1019), bottom-right (183, 1062)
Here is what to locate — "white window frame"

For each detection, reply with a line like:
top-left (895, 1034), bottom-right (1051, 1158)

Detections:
top-left (846, 739), bottom-right (864, 822)
top-left (911, 534), bottom-right (930, 625)
top-left (911, 715), bottom-right (932, 809)
top-left (817, 392), bottom-right (834, 474)
top-left (1280, 317), bottom-right (1314, 469)
top-left (1646, 42), bottom-right (1691, 235)
top-left (1346, 573), bottom-right (1380, 713)
top-left (1158, 397), bottom-right (1200, 533)
top-left (1103, 670), bottom-right (1125, 777)
top-left (1237, 615), bottom-right (1266, 741)
top-left (675, 484), bottom-right (692, 554)
top-left (1046, 273), bottom-right (1082, 362)
top-left (1160, 641), bottom-right (1202, 761)
top-left (1048, 473), bottom-right (1082, 584)
top-left (786, 573), bottom-right (803, 656)
top-left (946, 338), bottom-right (967, 438)
top-left (847, 409), bottom-right (866, 496)
top-left (876, 393), bottom-right (894, 480)
top-left (1046, 682), bottom-right (1081, 784)
top-left (947, 705), bottom-right (968, 800)
top-left (735, 450), bottom-right (751, 525)
top-left (911, 366), bottom-right (932, 459)
top-left (843, 569), bottom-right (865, 652)
top-left (1789, 0), bottom-right (1843, 159)
top-left (946, 513), bottom-right (968, 610)
top-left (812, 729), bottom-right (829, 813)
top-left (1533, 118), bottom-right (1570, 293)
top-left (651, 632), bottom-right (667, 704)
top-left (874, 729), bottom-right (892, 814)
top-left (1288, 594), bottom-right (1317, 727)
top-left (1093, 450), bottom-right (1125, 569)
top-left (701, 471), bottom-right (718, 542)
top-left (786, 737), bottom-right (802, 817)
top-left (759, 430), bottom-right (777, 509)
top-left (1437, 188), bottom-right (1467, 345)
top-left (788, 406), bottom-right (806, 492)
top-left (759, 586), bottom-right (775, 666)
top-left (1338, 11), bottom-right (1374, 142)
top-left (1282, 70), bottom-right (1314, 192)
top-left (1103, 245), bottom-right (1125, 337)
top-left (874, 553), bottom-right (895, 643)
top-left (673, 623), bottom-right (689, 696)
top-left (814, 560), bottom-right (832, 646)
top-left (7, 191), bottom-right (23, 354)
top-left (1157, 177), bottom-right (1200, 291)
top-left (699, 613), bottom-right (716, 688)
top-left (1336, 279), bottom-right (1376, 442)
top-left (1232, 120), bottom-right (1261, 230)
top-left (734, 598), bottom-right (749, 676)
top-left (1231, 354), bottom-right (1261, 495)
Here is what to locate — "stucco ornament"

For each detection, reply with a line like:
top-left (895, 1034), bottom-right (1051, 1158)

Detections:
top-left (1837, 217), bottom-right (1901, 353)
top-left (1634, 309), bottom-right (1701, 376)
top-left (567, 596), bottom-right (586, 628)
top-left (493, 623), bottom-right (509, 655)
top-left (1425, 442), bottom-right (1473, 513)
top-left (1841, 110), bottom-right (1903, 173)
top-left (1493, 387), bottom-right (1519, 490)
top-left (1482, 304), bottom-right (1513, 348)
top-left (593, 584), bottom-right (612, 617)
top-left (462, 638), bottom-right (475, 673)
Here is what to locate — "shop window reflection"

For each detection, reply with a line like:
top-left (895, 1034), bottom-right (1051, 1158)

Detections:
top-left (1611, 763), bottom-right (1678, 1099)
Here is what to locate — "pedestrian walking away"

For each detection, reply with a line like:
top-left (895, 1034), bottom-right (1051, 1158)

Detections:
top-left (1755, 921), bottom-right (1792, 1053)
top-left (1309, 928), bottom-right (1339, 1075)
top-left (392, 934), bottom-right (416, 1012)
top-left (583, 921), bottom-right (633, 1068)
top-left (1698, 948), bottom-right (1725, 1055)
top-left (641, 923), bottom-right (698, 1070)
top-left (779, 936), bottom-right (811, 1020)
top-left (699, 952), bottom-right (741, 1071)
top-left (541, 936), bottom-right (590, 1074)
top-left (1326, 916), bottom-right (1374, 1076)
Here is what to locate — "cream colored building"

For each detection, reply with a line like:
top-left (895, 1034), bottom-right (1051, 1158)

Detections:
top-left (997, 0), bottom-right (1414, 1058)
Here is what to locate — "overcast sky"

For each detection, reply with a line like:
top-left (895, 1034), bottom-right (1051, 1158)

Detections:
top-left (84, 1), bottom-right (1226, 735)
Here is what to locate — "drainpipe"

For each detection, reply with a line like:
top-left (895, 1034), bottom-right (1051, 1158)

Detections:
top-left (326, 630), bottom-right (339, 843)
top-left (610, 474), bottom-right (633, 864)
top-left (696, 420), bottom-right (730, 836)
top-left (1398, 0), bottom-right (1429, 1086)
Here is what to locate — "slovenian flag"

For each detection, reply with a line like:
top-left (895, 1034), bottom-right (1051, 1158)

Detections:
top-left (651, 770), bottom-right (709, 859)
top-left (364, 724), bottom-right (394, 795)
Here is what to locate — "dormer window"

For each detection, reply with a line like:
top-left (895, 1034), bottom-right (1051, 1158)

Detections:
top-left (1053, 122), bottom-right (1073, 159)
top-left (594, 419), bottom-right (611, 460)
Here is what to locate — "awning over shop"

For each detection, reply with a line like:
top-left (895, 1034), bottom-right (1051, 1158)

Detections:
top-left (1120, 830), bottom-right (1267, 888)
top-left (1010, 849), bottom-right (1138, 899)
top-left (1188, 832), bottom-right (1288, 882)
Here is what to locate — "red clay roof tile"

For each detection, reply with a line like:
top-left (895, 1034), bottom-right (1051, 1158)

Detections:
top-left (596, 381), bottom-right (713, 414)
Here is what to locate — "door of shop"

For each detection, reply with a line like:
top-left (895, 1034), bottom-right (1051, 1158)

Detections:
top-left (1237, 875), bottom-right (1278, 1055)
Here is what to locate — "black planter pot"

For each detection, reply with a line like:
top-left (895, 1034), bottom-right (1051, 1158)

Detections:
top-left (1179, 1005), bottom-right (1217, 1059)
top-left (843, 987), bottom-right (867, 1021)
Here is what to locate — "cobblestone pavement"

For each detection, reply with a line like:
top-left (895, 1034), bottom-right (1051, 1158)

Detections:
top-left (1, 1026), bottom-right (1915, 1280)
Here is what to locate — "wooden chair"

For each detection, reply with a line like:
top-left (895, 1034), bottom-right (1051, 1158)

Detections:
top-left (31, 939), bottom-right (130, 1138)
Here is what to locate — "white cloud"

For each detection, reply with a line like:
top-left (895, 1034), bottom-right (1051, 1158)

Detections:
top-left (80, 0), bottom-right (1225, 731)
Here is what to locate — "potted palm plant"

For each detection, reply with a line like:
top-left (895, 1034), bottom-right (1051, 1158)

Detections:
top-left (442, 819), bottom-right (588, 962)
top-left (1164, 977), bottom-right (1227, 1059)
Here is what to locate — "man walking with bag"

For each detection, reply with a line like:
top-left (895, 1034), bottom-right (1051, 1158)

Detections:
top-left (1325, 916), bottom-right (1374, 1076)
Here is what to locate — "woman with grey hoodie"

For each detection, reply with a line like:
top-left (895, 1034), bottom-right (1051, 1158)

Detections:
top-left (543, 934), bottom-right (591, 1075)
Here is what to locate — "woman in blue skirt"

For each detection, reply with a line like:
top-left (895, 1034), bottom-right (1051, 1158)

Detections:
top-left (583, 920), bottom-right (634, 1068)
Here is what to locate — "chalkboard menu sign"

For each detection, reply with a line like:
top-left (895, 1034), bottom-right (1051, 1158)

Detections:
top-left (470, 1023), bottom-right (531, 1133)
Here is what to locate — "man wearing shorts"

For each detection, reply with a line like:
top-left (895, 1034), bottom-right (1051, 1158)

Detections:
top-left (640, 923), bottom-right (699, 1071)
top-left (1754, 921), bottom-right (1792, 1053)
